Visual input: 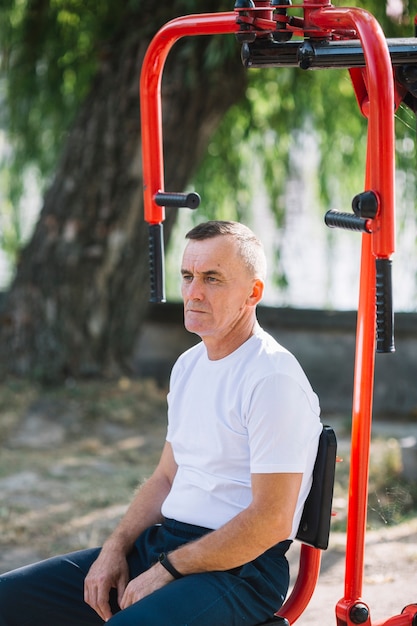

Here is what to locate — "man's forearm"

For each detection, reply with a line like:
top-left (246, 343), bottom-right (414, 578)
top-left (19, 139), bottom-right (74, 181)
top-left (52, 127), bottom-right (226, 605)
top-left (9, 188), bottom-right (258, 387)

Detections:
top-left (168, 507), bottom-right (288, 575)
top-left (101, 441), bottom-right (177, 555)
top-left (102, 471), bottom-right (171, 555)
top-left (169, 472), bottom-right (302, 575)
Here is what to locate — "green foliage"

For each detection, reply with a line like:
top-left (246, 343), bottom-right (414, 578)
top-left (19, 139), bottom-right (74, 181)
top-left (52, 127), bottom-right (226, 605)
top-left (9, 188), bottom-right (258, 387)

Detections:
top-left (193, 65), bottom-right (367, 225)
top-left (0, 0), bottom-right (238, 270)
top-left (1, 0), bottom-right (417, 277)
top-left (0, 0), bottom-right (133, 267)
top-left (0, 171), bottom-right (23, 261)
top-left (0, 0), bottom-right (235, 183)
top-left (2, 0), bottom-right (414, 205)
top-left (0, 0), bottom-right (129, 180)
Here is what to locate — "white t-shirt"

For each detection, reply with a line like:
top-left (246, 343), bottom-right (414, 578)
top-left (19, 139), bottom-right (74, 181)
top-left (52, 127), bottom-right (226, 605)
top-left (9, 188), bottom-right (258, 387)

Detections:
top-left (161, 325), bottom-right (322, 539)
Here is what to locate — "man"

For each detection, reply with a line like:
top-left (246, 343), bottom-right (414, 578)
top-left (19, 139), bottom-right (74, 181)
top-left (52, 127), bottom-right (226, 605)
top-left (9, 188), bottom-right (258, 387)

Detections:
top-left (0, 221), bottom-right (321, 626)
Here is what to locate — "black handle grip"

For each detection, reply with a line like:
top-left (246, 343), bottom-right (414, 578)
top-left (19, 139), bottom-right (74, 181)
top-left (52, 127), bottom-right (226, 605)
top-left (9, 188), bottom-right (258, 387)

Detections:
top-left (148, 223), bottom-right (166, 303)
top-left (352, 191), bottom-right (378, 218)
top-left (324, 210), bottom-right (371, 233)
top-left (154, 191), bottom-right (200, 209)
top-left (375, 258), bottom-right (395, 353)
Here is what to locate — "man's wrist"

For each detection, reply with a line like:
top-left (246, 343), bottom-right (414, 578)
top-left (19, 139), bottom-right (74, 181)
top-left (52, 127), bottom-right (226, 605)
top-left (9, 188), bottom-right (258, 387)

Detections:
top-left (158, 552), bottom-right (184, 579)
top-left (102, 533), bottom-right (133, 557)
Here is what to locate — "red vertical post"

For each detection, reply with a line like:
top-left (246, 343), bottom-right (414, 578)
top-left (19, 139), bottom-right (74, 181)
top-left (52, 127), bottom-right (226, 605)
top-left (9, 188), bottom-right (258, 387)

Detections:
top-left (252, 0), bottom-right (273, 19)
top-left (309, 7), bottom-right (395, 624)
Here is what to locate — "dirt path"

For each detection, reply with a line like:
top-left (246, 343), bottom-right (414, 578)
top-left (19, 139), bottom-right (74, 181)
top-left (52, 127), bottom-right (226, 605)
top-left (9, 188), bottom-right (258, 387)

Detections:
top-left (286, 520), bottom-right (417, 625)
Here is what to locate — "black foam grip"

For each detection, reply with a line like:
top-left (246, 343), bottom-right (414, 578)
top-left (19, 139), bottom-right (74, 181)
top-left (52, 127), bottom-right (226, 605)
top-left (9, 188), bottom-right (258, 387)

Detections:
top-left (376, 258), bottom-right (395, 353)
top-left (324, 210), bottom-right (371, 233)
top-left (154, 192), bottom-right (200, 209)
top-left (148, 223), bottom-right (166, 303)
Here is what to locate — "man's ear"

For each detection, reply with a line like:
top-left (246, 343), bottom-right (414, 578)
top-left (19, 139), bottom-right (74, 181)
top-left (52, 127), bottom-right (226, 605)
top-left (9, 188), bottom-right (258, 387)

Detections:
top-left (247, 278), bottom-right (264, 307)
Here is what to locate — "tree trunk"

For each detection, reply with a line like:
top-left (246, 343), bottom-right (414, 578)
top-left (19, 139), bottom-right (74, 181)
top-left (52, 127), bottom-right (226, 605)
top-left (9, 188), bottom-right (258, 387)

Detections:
top-left (0, 2), bottom-right (247, 382)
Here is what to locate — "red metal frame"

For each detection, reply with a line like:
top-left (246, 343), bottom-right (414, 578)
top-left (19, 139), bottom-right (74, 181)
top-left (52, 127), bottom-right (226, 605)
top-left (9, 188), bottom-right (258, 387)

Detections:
top-left (277, 544), bottom-right (322, 623)
top-left (140, 12), bottom-right (238, 226)
top-left (140, 2), bottom-right (415, 625)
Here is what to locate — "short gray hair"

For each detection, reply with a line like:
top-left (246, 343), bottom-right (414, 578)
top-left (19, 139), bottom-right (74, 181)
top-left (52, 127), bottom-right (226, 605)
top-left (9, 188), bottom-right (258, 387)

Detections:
top-left (185, 221), bottom-right (267, 281)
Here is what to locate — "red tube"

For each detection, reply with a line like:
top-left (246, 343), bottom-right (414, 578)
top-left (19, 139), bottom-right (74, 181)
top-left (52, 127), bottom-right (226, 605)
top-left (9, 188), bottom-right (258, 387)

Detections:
top-left (251, 1), bottom-right (273, 20)
top-left (277, 545), bottom-right (322, 624)
top-left (376, 605), bottom-right (417, 626)
top-left (140, 13), bottom-right (238, 224)
top-left (345, 225), bottom-right (376, 605)
top-left (309, 6), bottom-right (395, 623)
top-left (309, 7), bottom-right (395, 260)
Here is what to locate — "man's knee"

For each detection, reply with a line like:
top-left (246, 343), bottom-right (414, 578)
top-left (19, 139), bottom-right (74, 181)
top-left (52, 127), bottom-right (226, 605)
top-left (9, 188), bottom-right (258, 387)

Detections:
top-left (0, 571), bottom-right (24, 625)
top-left (0, 550), bottom-right (98, 626)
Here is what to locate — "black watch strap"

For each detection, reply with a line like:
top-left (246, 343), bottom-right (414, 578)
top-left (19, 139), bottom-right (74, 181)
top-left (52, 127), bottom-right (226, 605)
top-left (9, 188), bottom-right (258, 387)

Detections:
top-left (158, 552), bottom-right (184, 579)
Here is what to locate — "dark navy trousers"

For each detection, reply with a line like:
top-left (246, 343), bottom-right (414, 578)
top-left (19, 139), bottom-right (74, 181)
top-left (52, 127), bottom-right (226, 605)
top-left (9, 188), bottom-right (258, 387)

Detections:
top-left (0, 518), bottom-right (291, 626)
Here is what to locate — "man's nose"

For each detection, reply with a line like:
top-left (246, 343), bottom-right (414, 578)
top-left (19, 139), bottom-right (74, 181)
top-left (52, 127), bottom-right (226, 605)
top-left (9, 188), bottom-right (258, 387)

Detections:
top-left (185, 277), bottom-right (204, 300)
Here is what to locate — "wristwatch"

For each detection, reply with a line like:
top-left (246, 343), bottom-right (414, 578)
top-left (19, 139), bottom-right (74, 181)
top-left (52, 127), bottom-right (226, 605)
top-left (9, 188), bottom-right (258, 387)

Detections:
top-left (158, 552), bottom-right (184, 579)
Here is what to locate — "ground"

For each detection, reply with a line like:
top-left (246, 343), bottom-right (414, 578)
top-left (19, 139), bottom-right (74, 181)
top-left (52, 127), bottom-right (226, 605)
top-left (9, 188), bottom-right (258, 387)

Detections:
top-left (1, 378), bottom-right (417, 625)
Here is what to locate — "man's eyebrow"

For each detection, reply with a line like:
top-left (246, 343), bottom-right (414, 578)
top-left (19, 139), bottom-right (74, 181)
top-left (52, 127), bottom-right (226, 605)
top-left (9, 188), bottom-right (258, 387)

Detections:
top-left (181, 268), bottom-right (224, 277)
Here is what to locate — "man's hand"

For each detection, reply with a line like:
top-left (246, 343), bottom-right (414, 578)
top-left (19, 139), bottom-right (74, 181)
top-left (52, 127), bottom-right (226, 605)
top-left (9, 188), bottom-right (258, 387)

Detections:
top-left (84, 547), bottom-right (130, 622)
top-left (119, 563), bottom-right (174, 610)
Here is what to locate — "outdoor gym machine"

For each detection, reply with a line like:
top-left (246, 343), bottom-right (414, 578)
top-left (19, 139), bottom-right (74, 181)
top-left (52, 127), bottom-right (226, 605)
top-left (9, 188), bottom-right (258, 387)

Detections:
top-left (139, 2), bottom-right (417, 625)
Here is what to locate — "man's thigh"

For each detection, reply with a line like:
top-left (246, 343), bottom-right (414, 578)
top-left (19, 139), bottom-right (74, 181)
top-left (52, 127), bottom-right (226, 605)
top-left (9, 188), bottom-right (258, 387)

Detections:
top-left (108, 567), bottom-right (284, 626)
top-left (0, 548), bottom-right (104, 626)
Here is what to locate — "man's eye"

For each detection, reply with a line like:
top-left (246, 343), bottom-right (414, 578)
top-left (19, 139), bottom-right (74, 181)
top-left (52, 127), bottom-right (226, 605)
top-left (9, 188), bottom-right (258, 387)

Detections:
top-left (206, 276), bottom-right (218, 283)
top-left (182, 274), bottom-right (193, 282)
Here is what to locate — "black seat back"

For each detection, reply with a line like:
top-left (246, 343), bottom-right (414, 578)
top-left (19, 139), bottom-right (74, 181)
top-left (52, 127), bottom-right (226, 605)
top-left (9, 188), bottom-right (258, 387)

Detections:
top-left (256, 425), bottom-right (337, 626)
top-left (295, 424), bottom-right (337, 550)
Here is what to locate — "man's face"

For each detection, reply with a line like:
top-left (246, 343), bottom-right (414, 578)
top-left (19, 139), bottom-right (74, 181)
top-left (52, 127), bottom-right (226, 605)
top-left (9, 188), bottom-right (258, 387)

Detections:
top-left (180, 235), bottom-right (262, 341)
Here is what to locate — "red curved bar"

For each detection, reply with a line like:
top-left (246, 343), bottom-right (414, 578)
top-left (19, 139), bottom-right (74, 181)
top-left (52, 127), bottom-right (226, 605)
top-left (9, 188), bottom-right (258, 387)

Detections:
top-left (309, 6), bottom-right (395, 259)
top-left (277, 545), bottom-right (322, 624)
top-left (140, 12), bottom-right (238, 225)
top-left (373, 605), bottom-right (417, 626)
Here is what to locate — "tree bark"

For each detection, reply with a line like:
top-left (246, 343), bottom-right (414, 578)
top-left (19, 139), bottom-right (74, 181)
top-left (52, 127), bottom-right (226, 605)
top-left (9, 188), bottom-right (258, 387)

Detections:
top-left (0, 2), bottom-right (247, 382)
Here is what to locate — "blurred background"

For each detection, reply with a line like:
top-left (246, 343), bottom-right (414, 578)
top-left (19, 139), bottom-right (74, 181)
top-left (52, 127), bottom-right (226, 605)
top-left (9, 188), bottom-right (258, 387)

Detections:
top-left (1, 0), bottom-right (417, 585)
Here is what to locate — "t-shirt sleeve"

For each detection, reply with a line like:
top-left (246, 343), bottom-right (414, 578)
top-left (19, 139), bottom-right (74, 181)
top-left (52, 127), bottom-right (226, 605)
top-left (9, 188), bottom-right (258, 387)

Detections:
top-left (246, 373), bottom-right (321, 474)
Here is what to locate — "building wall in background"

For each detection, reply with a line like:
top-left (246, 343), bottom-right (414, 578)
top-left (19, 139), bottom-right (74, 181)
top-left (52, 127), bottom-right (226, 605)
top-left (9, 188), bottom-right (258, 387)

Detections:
top-left (135, 304), bottom-right (417, 419)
